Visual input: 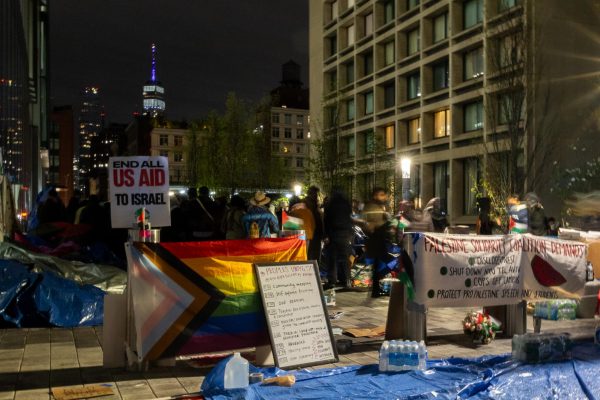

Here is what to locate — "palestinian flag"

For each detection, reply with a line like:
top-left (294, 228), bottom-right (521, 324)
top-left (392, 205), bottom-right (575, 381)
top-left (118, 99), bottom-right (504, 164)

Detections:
top-left (508, 217), bottom-right (528, 234)
top-left (126, 238), bottom-right (306, 360)
top-left (397, 215), bottom-right (411, 229)
top-left (282, 210), bottom-right (304, 230)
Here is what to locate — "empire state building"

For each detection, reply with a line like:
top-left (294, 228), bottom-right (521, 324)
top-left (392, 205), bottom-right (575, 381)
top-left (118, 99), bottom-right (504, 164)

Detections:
top-left (142, 44), bottom-right (165, 117)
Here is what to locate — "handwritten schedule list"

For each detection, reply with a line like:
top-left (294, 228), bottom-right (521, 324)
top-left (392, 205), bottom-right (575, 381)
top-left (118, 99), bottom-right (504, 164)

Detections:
top-left (256, 263), bottom-right (337, 369)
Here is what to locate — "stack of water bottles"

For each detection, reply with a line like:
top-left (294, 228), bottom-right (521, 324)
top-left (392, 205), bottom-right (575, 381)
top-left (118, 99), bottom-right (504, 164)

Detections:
top-left (379, 340), bottom-right (427, 372)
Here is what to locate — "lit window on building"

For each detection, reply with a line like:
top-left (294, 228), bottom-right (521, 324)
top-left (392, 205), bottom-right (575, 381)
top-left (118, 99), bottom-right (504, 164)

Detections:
top-left (385, 125), bottom-right (395, 149)
top-left (434, 109), bottom-right (451, 138)
top-left (408, 117), bottom-right (421, 144)
top-left (463, 47), bottom-right (484, 80)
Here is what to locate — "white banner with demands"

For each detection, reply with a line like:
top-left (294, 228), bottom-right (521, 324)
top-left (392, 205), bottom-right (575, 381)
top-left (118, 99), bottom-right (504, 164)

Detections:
top-left (108, 156), bottom-right (171, 228)
top-left (413, 233), bottom-right (588, 307)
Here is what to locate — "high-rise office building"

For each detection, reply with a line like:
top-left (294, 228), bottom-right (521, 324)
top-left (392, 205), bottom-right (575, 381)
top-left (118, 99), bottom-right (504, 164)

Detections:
top-left (142, 44), bottom-right (166, 118)
top-left (270, 61), bottom-right (311, 183)
top-left (309, 0), bottom-right (599, 220)
top-left (77, 86), bottom-right (104, 192)
top-left (0, 0), bottom-right (50, 213)
top-left (49, 106), bottom-right (75, 205)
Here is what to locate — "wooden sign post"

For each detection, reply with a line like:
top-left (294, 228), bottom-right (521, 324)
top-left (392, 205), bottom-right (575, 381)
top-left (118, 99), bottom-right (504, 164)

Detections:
top-left (254, 261), bottom-right (338, 369)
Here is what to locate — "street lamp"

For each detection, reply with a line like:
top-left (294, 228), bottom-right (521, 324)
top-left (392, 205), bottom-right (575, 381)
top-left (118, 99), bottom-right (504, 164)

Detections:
top-left (400, 157), bottom-right (411, 201)
top-left (293, 184), bottom-right (302, 197)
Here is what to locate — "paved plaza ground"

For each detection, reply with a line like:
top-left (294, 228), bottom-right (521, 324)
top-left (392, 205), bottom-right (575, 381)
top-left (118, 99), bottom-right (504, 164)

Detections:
top-left (0, 291), bottom-right (597, 400)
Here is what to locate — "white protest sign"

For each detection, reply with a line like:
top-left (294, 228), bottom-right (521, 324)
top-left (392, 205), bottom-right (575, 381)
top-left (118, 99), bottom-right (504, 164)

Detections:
top-left (254, 261), bottom-right (338, 369)
top-left (414, 234), bottom-right (523, 307)
top-left (412, 233), bottom-right (588, 307)
top-left (519, 234), bottom-right (588, 300)
top-left (108, 156), bottom-right (171, 228)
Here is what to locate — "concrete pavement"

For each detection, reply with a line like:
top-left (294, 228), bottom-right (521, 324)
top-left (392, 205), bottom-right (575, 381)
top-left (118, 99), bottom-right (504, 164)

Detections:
top-left (0, 291), bottom-right (596, 399)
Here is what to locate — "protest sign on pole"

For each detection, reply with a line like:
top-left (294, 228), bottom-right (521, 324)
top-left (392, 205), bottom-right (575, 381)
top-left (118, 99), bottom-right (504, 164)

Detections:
top-left (412, 233), bottom-right (588, 307)
top-left (108, 156), bottom-right (171, 228)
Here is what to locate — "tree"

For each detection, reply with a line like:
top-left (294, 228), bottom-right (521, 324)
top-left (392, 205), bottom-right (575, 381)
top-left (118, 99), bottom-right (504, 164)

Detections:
top-left (185, 92), bottom-right (293, 194)
top-left (185, 111), bottom-right (221, 189)
top-left (477, 5), bottom-right (561, 228)
top-left (307, 97), bottom-right (355, 195)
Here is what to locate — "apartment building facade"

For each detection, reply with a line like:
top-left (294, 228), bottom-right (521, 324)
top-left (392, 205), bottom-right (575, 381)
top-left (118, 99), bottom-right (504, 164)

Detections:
top-left (271, 107), bottom-right (310, 183)
top-left (309, 0), bottom-right (599, 222)
top-left (149, 127), bottom-right (188, 186)
top-left (270, 61), bottom-right (311, 184)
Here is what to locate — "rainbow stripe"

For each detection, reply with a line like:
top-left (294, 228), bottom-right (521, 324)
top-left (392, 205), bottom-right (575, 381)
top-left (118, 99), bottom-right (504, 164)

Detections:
top-left (132, 238), bottom-right (306, 359)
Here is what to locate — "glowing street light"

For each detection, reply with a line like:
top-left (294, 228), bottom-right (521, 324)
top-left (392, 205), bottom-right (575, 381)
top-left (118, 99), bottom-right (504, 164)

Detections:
top-left (400, 157), bottom-right (412, 201)
top-left (401, 157), bottom-right (411, 179)
top-left (293, 184), bottom-right (302, 197)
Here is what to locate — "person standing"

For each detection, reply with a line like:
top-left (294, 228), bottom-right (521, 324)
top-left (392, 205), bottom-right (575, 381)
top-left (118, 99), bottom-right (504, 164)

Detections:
top-left (323, 189), bottom-right (353, 289)
top-left (287, 197), bottom-right (315, 244)
top-left (476, 197), bottom-right (495, 235)
top-left (362, 187), bottom-right (391, 298)
top-left (524, 192), bottom-right (548, 236)
top-left (242, 192), bottom-right (279, 239)
top-left (305, 186), bottom-right (324, 263)
top-left (222, 195), bottom-right (247, 240)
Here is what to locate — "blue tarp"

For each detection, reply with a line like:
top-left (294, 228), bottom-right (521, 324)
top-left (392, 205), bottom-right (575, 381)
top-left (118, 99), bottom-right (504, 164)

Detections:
top-left (202, 342), bottom-right (600, 400)
top-left (0, 259), bottom-right (105, 327)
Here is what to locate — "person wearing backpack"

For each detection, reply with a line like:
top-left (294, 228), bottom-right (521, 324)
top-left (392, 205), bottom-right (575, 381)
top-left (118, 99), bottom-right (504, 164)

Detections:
top-left (222, 195), bottom-right (247, 240)
top-left (242, 192), bottom-right (279, 239)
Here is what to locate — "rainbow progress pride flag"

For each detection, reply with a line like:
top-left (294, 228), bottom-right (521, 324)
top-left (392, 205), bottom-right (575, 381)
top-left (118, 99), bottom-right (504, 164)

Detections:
top-left (126, 238), bottom-right (306, 361)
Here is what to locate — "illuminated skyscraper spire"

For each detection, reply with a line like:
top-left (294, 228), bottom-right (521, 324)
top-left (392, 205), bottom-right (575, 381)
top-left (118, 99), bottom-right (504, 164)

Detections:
top-left (142, 43), bottom-right (165, 117)
top-left (151, 43), bottom-right (157, 82)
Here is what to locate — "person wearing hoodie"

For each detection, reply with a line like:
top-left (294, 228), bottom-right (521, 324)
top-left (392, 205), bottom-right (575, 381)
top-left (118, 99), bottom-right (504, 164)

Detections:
top-left (524, 192), bottom-right (548, 236)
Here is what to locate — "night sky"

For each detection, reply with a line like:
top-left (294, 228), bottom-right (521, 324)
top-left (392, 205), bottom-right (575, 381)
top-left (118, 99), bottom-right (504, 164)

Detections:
top-left (50, 1), bottom-right (308, 123)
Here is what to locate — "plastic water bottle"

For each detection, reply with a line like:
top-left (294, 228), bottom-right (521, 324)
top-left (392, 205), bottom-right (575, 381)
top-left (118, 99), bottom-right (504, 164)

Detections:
top-left (379, 341), bottom-right (389, 372)
top-left (407, 342), bottom-right (413, 369)
top-left (223, 352), bottom-right (249, 389)
top-left (391, 341), bottom-right (399, 371)
top-left (413, 342), bottom-right (420, 367)
top-left (330, 288), bottom-right (336, 306)
top-left (586, 262), bottom-right (594, 282)
top-left (418, 340), bottom-right (427, 370)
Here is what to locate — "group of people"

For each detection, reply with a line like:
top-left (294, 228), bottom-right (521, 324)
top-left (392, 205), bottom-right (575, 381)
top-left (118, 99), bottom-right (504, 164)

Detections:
top-left (30, 183), bottom-right (563, 299)
top-left (164, 185), bottom-right (449, 298)
top-left (476, 192), bottom-right (559, 237)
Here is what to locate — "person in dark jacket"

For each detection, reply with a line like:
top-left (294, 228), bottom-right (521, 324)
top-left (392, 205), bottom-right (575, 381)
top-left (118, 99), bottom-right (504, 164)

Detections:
top-left (323, 188), bottom-right (354, 289)
top-left (362, 187), bottom-right (391, 298)
top-left (305, 186), bottom-right (324, 264)
top-left (222, 195), bottom-right (247, 240)
top-left (524, 192), bottom-right (548, 236)
top-left (476, 197), bottom-right (494, 235)
top-left (183, 187), bottom-right (219, 240)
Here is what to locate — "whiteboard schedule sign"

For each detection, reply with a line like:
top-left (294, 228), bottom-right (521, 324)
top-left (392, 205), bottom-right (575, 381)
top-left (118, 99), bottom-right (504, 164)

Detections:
top-left (254, 261), bottom-right (338, 369)
top-left (108, 156), bottom-right (171, 228)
